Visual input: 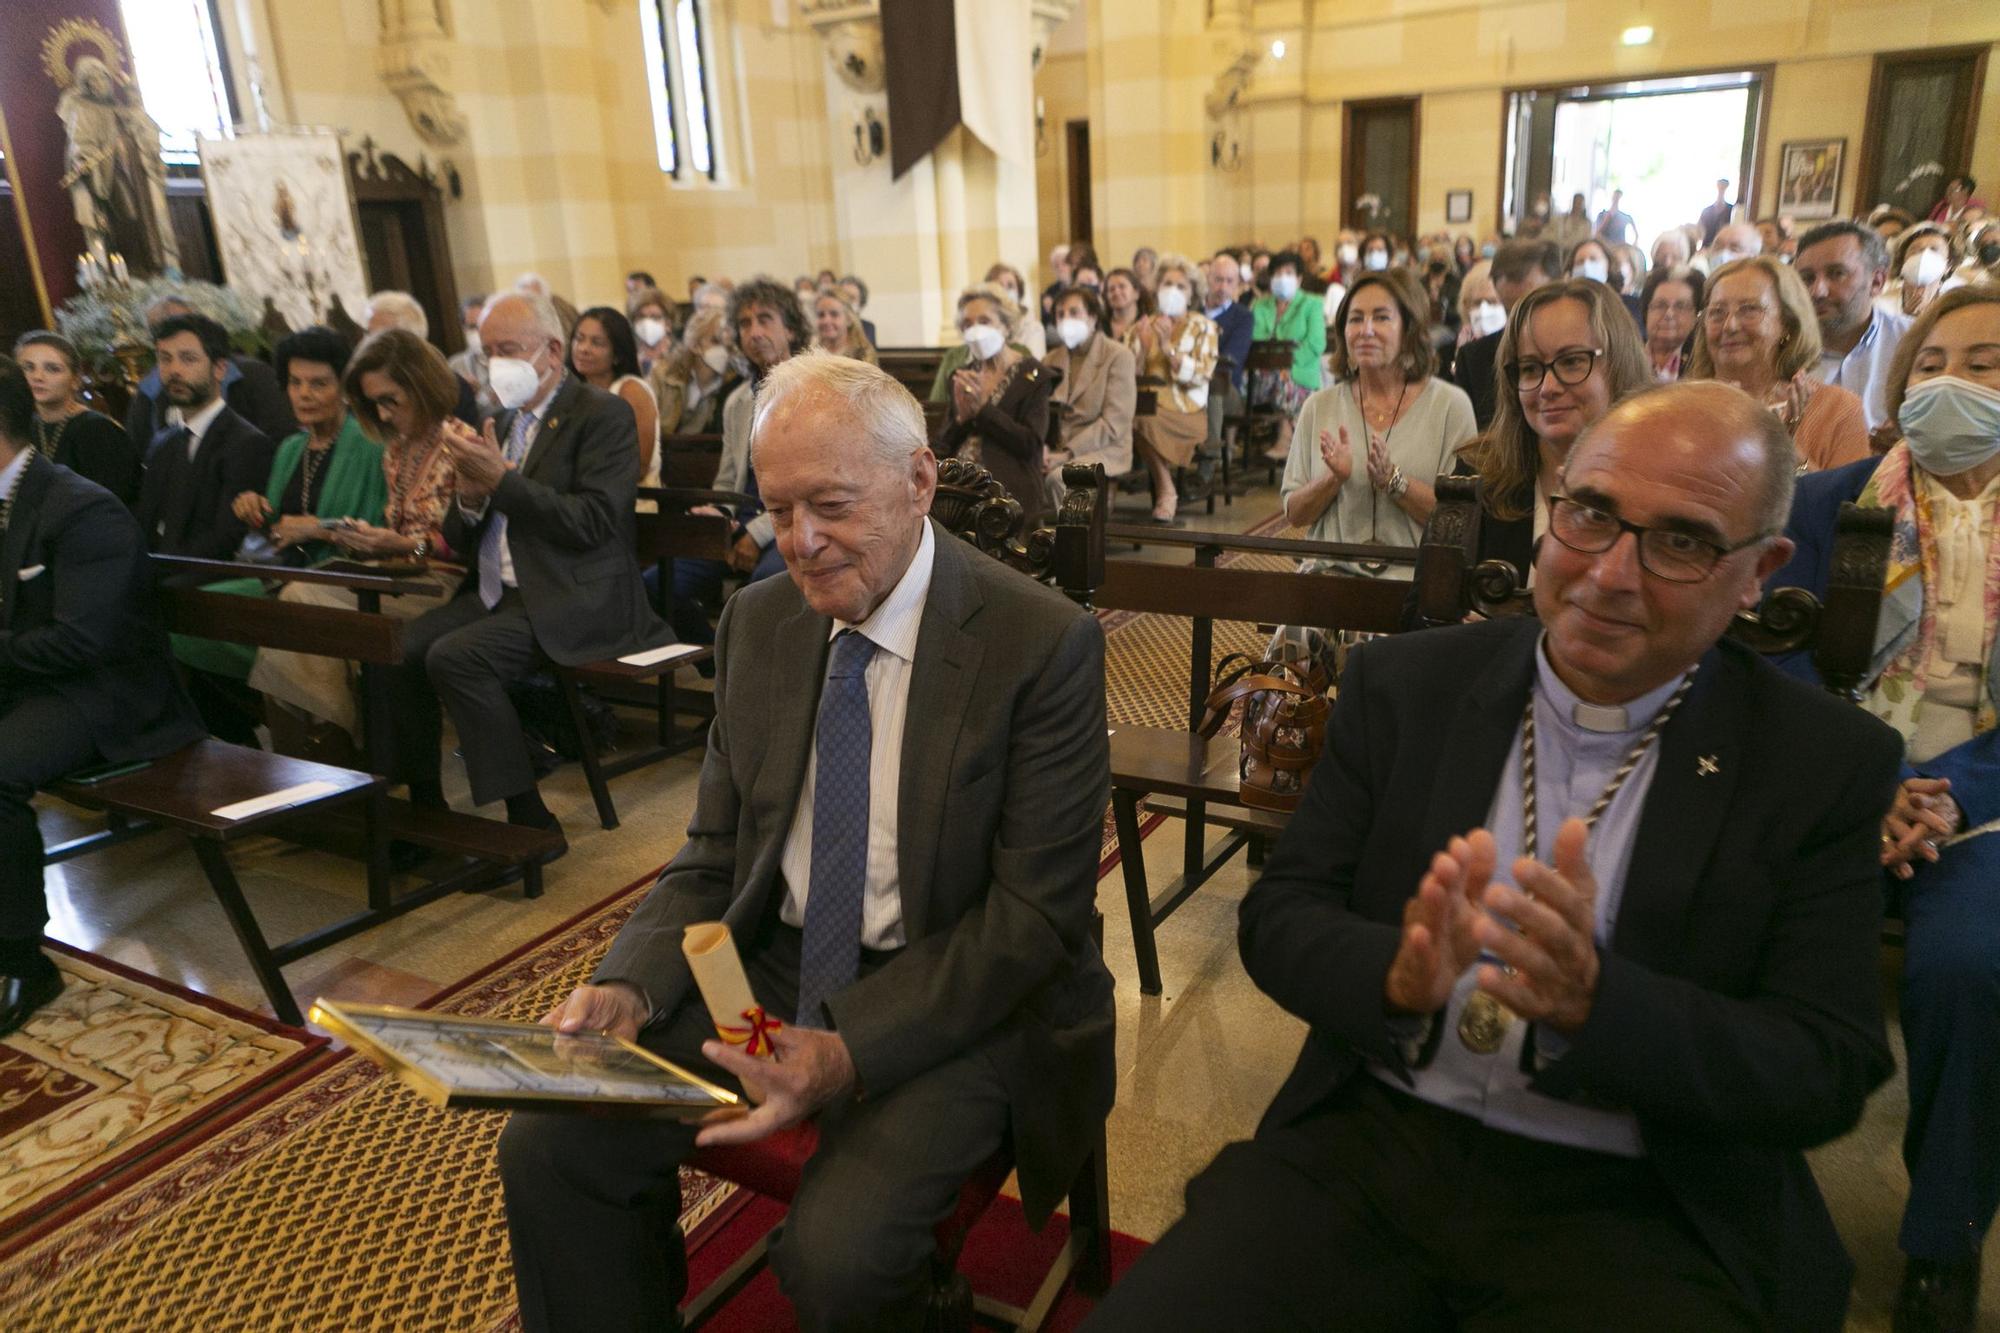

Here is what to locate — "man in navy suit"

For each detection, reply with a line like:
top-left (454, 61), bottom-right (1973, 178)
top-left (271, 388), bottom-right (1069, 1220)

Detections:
top-left (1089, 383), bottom-right (1902, 1332)
top-left (0, 355), bottom-right (204, 1034)
top-left (133, 314), bottom-right (274, 563)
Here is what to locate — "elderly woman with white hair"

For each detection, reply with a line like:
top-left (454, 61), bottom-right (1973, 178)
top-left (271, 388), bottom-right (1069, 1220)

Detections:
top-left (933, 283), bottom-right (1059, 525)
top-left (1121, 253), bottom-right (1218, 523)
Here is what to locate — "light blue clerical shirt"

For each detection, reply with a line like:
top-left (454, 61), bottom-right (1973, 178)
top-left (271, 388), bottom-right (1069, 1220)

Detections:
top-left (1371, 635), bottom-right (1693, 1158)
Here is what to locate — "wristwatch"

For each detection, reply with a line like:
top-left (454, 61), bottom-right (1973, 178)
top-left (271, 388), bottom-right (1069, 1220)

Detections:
top-left (411, 537), bottom-right (430, 560)
top-left (1388, 466), bottom-right (1410, 499)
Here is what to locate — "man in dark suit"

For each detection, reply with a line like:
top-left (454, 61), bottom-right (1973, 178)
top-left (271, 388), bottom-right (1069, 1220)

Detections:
top-left (1088, 383), bottom-right (1902, 1332)
top-left (0, 355), bottom-right (205, 1034)
top-left (125, 296), bottom-right (295, 451)
top-left (133, 314), bottom-right (275, 563)
top-left (383, 292), bottom-right (664, 839)
top-left (497, 350), bottom-right (1114, 1332)
top-left (1450, 238), bottom-right (1559, 430)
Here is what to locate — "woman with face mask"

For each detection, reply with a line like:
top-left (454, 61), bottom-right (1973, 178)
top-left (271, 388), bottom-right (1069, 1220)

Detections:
top-left (1769, 288), bottom-right (2000, 1323)
top-left (1249, 250), bottom-right (1327, 462)
top-left (650, 306), bottom-right (737, 437)
top-left (931, 285), bottom-right (1058, 525)
top-left (1042, 284), bottom-right (1137, 508)
top-left (984, 262), bottom-right (1047, 357)
top-left (626, 286), bottom-right (678, 375)
top-left (1445, 260), bottom-right (1503, 381)
top-left (1879, 225), bottom-right (1964, 320)
top-left (1122, 255), bottom-right (1220, 523)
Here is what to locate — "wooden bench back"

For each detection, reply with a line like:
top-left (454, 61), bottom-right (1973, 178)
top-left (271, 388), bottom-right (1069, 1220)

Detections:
top-left (163, 586), bottom-right (405, 664)
top-left (878, 346), bottom-right (949, 401)
top-left (661, 433), bottom-right (724, 489)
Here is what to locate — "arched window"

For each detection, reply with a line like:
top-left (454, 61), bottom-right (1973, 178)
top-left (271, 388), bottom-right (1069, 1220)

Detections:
top-left (119, 0), bottom-right (235, 164)
top-left (641, 0), bottom-right (722, 181)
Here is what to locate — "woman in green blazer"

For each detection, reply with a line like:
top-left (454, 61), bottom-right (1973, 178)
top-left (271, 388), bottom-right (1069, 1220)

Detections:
top-left (1250, 249), bottom-right (1327, 461)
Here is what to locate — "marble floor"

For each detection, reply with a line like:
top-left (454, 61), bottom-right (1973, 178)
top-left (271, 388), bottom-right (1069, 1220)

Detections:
top-left (28, 473), bottom-right (1995, 1329)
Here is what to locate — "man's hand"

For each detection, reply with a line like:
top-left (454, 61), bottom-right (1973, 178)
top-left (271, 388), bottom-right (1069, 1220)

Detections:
top-left (1384, 830), bottom-right (1495, 1015)
top-left (727, 532), bottom-right (762, 573)
top-left (231, 489), bottom-right (272, 527)
top-left (1882, 776), bottom-right (1959, 880)
top-left (1317, 427), bottom-right (1353, 483)
top-left (694, 1024), bottom-right (857, 1148)
top-left (445, 416), bottom-right (509, 501)
top-left (540, 982), bottom-right (650, 1042)
top-left (1474, 818), bottom-right (1601, 1035)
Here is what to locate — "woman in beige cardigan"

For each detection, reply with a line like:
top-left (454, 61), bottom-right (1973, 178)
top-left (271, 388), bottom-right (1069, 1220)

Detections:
top-left (1043, 284), bottom-right (1137, 508)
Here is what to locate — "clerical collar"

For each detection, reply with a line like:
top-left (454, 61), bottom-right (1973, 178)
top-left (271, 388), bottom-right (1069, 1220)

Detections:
top-left (1534, 634), bottom-right (1691, 735)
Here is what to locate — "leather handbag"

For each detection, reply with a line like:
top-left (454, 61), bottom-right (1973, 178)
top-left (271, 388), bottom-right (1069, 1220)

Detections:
top-left (1197, 652), bottom-right (1331, 812)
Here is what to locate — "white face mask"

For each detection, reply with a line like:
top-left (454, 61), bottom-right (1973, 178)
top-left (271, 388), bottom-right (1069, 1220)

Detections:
top-left (463, 329), bottom-right (482, 357)
top-left (1902, 248), bottom-right (1949, 288)
top-left (1155, 286), bottom-right (1189, 319)
top-left (1709, 247), bottom-right (1741, 269)
top-left (1270, 273), bottom-right (1300, 301)
top-left (1057, 317), bottom-right (1092, 350)
top-left (1573, 257), bottom-right (1609, 284)
top-left (701, 343), bottom-right (731, 374)
top-left (1471, 300), bottom-right (1507, 337)
top-left (634, 317), bottom-right (668, 347)
top-left (488, 351), bottom-right (544, 411)
top-left (1337, 244), bottom-right (1359, 266)
top-left (962, 323), bottom-right (1006, 361)
top-left (1363, 251), bottom-right (1389, 272)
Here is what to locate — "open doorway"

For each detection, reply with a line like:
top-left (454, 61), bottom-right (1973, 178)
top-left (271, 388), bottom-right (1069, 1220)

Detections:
top-left (1503, 70), bottom-right (1767, 255)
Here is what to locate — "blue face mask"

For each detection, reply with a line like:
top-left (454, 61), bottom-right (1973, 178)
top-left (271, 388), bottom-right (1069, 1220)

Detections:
top-left (1481, 243), bottom-right (1498, 259)
top-left (1898, 375), bottom-right (2000, 477)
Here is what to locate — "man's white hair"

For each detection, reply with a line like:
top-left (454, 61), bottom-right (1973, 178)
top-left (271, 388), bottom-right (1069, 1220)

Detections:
top-left (514, 271), bottom-right (551, 297)
top-left (366, 289), bottom-right (429, 337)
top-left (750, 348), bottom-right (926, 471)
top-left (485, 290), bottom-right (565, 346)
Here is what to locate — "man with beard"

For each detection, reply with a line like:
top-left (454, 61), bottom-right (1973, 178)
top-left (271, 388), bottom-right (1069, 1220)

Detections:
top-left (133, 313), bottom-right (274, 563)
top-left (1795, 220), bottom-right (1913, 442)
top-left (711, 278), bottom-right (811, 584)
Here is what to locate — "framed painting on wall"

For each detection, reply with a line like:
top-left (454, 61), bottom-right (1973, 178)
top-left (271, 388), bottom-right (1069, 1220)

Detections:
top-left (1778, 139), bottom-right (1844, 220)
top-left (1445, 190), bottom-right (1473, 224)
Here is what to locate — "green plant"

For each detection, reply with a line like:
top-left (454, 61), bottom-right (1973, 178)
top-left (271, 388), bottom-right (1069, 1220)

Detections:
top-left (54, 277), bottom-right (266, 375)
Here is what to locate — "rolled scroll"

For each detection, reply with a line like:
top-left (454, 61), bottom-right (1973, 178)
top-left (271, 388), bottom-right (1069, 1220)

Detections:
top-left (681, 922), bottom-right (782, 1058)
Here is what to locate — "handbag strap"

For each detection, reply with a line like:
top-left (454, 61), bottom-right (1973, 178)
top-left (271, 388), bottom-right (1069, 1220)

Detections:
top-left (1199, 670), bottom-right (1315, 737)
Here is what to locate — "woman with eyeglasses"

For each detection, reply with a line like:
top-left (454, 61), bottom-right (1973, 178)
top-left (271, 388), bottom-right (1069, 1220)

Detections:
top-left (1687, 255), bottom-right (1869, 471)
top-left (1767, 286), bottom-right (2000, 1323)
top-left (1640, 265), bottom-right (1705, 383)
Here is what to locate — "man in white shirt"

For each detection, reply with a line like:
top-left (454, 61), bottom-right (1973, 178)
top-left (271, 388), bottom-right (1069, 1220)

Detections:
top-left (498, 351), bottom-right (1114, 1333)
top-left (1796, 220), bottom-right (1913, 441)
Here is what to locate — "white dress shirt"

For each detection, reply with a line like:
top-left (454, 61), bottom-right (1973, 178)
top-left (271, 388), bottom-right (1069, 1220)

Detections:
top-left (167, 394), bottom-right (228, 461)
top-left (460, 378), bottom-right (560, 589)
top-left (778, 521), bottom-right (936, 950)
top-left (1815, 305), bottom-right (1912, 432)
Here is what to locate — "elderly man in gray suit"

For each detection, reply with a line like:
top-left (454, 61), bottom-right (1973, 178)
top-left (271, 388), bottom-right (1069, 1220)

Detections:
top-left (498, 350), bottom-right (1116, 1332)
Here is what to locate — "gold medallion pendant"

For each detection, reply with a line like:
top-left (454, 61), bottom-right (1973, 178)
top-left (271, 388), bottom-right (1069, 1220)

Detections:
top-left (1457, 991), bottom-right (1515, 1054)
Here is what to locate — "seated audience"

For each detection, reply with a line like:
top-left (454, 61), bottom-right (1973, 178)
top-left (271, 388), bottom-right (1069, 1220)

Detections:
top-left (1040, 242), bottom-right (1074, 324)
top-left (1250, 250), bottom-right (1328, 461)
top-left (1445, 279), bottom-right (1653, 590)
top-left (499, 350), bottom-right (1112, 1333)
top-left (1281, 270), bottom-right (1475, 576)
top-left (0, 353), bottom-right (205, 1036)
top-left (1872, 205), bottom-right (1919, 243)
top-left (1796, 220), bottom-right (1912, 437)
top-left (1641, 264), bottom-right (1705, 383)
top-left (1688, 256), bottom-right (1869, 470)
top-left (1207, 251), bottom-right (1255, 396)
top-left (650, 305), bottom-right (736, 437)
top-left (1072, 259), bottom-right (1106, 294)
top-left (247, 330), bottom-right (462, 753)
top-left (1453, 235), bottom-right (1479, 274)
top-left (1880, 225), bottom-right (1963, 320)
top-left (1771, 287), bottom-right (2000, 1333)
top-left (709, 279), bottom-right (810, 587)
top-left (1566, 238), bottom-right (1640, 324)
top-left (691, 281), bottom-right (730, 316)
top-left (515, 271), bottom-right (579, 339)
top-left (125, 294), bottom-right (295, 451)
top-left (933, 283), bottom-right (1057, 525)
top-left (1703, 221), bottom-right (1764, 272)
top-left (448, 292), bottom-right (499, 419)
top-left (383, 292), bottom-right (662, 840)
top-left (368, 288), bottom-right (482, 427)
top-left (1445, 259), bottom-right (1503, 382)
top-left (1452, 239), bottom-right (1559, 430)
top-left (1045, 284), bottom-right (1137, 506)
top-left (984, 263), bottom-right (1046, 356)
top-left (1652, 226), bottom-right (1693, 273)
top-left (837, 275), bottom-right (877, 347)
top-left (12, 331), bottom-right (140, 502)
top-left (812, 291), bottom-right (878, 366)
top-left (569, 306), bottom-right (660, 491)
top-left (1930, 174), bottom-right (1985, 227)
top-left (1132, 246), bottom-right (1160, 291)
top-left (627, 286), bottom-right (679, 374)
top-left (1103, 268), bottom-right (1148, 342)
top-left (134, 313), bottom-right (275, 562)
top-left (1089, 381), bottom-right (1902, 1333)
top-left (1123, 254), bottom-right (1219, 524)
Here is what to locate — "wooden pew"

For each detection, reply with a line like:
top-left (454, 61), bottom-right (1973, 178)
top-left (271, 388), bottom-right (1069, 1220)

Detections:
top-left (661, 432), bottom-right (725, 489)
top-left (877, 346), bottom-right (951, 402)
top-left (1098, 525), bottom-right (1426, 995)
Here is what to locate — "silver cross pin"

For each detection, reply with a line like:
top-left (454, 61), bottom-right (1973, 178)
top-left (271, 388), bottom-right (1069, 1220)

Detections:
top-left (1697, 755), bottom-right (1720, 777)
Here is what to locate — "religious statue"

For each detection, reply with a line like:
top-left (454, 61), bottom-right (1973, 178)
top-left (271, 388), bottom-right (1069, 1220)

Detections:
top-left (44, 22), bottom-right (181, 278)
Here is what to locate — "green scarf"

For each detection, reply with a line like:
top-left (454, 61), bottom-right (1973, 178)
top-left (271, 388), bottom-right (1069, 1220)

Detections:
top-left (265, 415), bottom-right (388, 561)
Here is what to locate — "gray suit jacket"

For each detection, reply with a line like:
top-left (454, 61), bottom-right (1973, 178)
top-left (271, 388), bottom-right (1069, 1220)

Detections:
top-left (444, 377), bottom-right (665, 664)
top-left (595, 521), bottom-right (1115, 1224)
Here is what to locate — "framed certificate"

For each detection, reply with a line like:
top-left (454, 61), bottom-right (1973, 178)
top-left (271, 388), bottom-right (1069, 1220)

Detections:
top-left (311, 999), bottom-right (741, 1118)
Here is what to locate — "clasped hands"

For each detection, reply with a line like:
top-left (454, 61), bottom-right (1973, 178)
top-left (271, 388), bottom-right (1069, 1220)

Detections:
top-left (1383, 820), bottom-right (1602, 1036)
top-left (1315, 426), bottom-right (1399, 495)
top-left (439, 415), bottom-right (510, 503)
top-left (1881, 776), bottom-right (1961, 881)
top-left (542, 982), bottom-right (857, 1147)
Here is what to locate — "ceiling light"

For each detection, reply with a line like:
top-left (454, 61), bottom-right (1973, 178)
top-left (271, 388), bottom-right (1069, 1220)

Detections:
top-left (1621, 25), bottom-right (1654, 46)
top-left (1270, 39), bottom-right (1287, 59)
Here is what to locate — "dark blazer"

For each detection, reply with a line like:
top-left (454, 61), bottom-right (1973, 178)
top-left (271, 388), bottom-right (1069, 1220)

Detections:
top-left (1240, 618), bottom-right (1901, 1331)
top-left (126, 354), bottom-right (296, 456)
top-left (1, 455), bottom-right (204, 761)
top-left (933, 358), bottom-right (1059, 527)
top-left (1210, 300), bottom-right (1255, 393)
top-left (443, 377), bottom-right (663, 665)
top-left (595, 523), bottom-right (1116, 1226)
top-left (1449, 327), bottom-right (1502, 430)
top-left (133, 403), bottom-right (274, 562)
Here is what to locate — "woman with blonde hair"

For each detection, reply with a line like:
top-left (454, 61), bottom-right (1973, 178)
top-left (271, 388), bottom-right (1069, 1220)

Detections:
top-left (649, 305), bottom-right (736, 436)
top-left (1121, 252), bottom-right (1218, 523)
top-left (984, 262), bottom-right (1046, 356)
top-left (930, 282), bottom-right (1029, 401)
top-left (1688, 254), bottom-right (1869, 470)
top-left (813, 290), bottom-right (877, 365)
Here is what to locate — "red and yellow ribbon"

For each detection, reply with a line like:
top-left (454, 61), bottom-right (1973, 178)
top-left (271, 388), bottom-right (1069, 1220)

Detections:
top-left (718, 1005), bottom-right (783, 1057)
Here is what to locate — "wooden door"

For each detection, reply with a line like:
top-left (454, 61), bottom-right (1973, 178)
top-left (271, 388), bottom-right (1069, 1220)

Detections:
top-left (1344, 98), bottom-right (1420, 236)
top-left (1066, 119), bottom-right (1093, 247)
top-left (347, 146), bottom-right (463, 355)
top-left (1856, 47), bottom-right (1988, 220)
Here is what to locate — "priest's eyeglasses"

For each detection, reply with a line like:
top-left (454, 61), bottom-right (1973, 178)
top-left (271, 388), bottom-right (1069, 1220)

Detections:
top-left (1546, 495), bottom-right (1769, 583)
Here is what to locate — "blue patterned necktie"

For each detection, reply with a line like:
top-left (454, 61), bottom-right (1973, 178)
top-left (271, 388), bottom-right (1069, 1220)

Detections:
top-left (795, 629), bottom-right (879, 1028)
top-left (477, 408), bottom-right (535, 609)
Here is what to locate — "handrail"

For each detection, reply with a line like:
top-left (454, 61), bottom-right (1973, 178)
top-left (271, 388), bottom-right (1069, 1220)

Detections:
top-left (149, 554), bottom-right (444, 598)
top-left (1102, 523), bottom-right (1417, 565)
